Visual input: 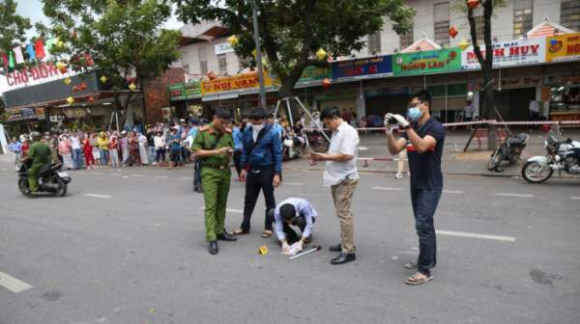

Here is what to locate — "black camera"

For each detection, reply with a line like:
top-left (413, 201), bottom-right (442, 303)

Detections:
top-left (387, 117), bottom-right (399, 125)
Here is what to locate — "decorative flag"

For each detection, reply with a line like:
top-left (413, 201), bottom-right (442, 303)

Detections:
top-left (26, 43), bottom-right (36, 61)
top-left (13, 46), bottom-right (24, 64)
top-left (8, 51), bottom-right (14, 69)
top-left (66, 96), bottom-right (75, 105)
top-left (35, 39), bottom-right (46, 59)
top-left (100, 75), bottom-right (107, 83)
top-left (1, 53), bottom-right (8, 70)
top-left (85, 54), bottom-right (94, 67)
top-left (449, 26), bottom-right (458, 38)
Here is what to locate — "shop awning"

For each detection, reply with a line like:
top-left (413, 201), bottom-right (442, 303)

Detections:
top-left (526, 16), bottom-right (575, 38)
top-left (401, 34), bottom-right (442, 53)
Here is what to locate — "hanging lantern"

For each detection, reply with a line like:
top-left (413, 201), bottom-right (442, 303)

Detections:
top-left (322, 78), bottom-right (331, 89)
top-left (55, 61), bottom-right (64, 69)
top-left (316, 48), bottom-right (327, 61)
top-left (63, 77), bottom-right (72, 85)
top-left (59, 63), bottom-right (68, 74)
top-left (467, 0), bottom-right (479, 9)
top-left (449, 26), bottom-right (458, 38)
top-left (87, 96), bottom-right (94, 103)
top-left (56, 39), bottom-right (64, 48)
top-left (128, 82), bottom-right (137, 91)
top-left (79, 82), bottom-right (87, 91)
top-left (72, 85), bottom-right (79, 93)
top-left (251, 49), bottom-right (258, 58)
top-left (100, 75), bottom-right (107, 83)
top-left (207, 71), bottom-right (217, 80)
top-left (458, 38), bottom-right (470, 51)
top-left (228, 35), bottom-right (239, 46)
top-left (66, 96), bottom-right (75, 105)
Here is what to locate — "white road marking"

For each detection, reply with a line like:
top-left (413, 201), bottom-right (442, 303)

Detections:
top-left (122, 176), bottom-right (129, 179)
top-left (436, 229), bottom-right (516, 242)
top-left (130, 174), bottom-right (144, 177)
top-left (85, 193), bottom-right (111, 199)
top-left (372, 186), bottom-right (402, 191)
top-left (284, 182), bottom-right (304, 186)
top-left (443, 190), bottom-right (463, 194)
top-left (495, 193), bottom-right (534, 198)
top-left (200, 207), bottom-right (243, 213)
top-left (154, 176), bottom-right (168, 179)
top-left (0, 271), bottom-right (33, 293)
top-left (359, 146), bottom-right (369, 151)
top-left (571, 196), bottom-right (580, 200)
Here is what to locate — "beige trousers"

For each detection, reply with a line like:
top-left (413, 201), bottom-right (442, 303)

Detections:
top-left (331, 179), bottom-right (358, 253)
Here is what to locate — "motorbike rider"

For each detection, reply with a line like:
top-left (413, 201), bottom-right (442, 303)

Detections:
top-left (26, 131), bottom-right (53, 195)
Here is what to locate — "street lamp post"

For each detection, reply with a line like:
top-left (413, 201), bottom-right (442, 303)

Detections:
top-left (252, 0), bottom-right (268, 110)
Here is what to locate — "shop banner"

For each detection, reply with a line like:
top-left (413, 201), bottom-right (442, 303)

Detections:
top-left (393, 48), bottom-right (461, 76)
top-left (546, 32), bottom-right (580, 63)
top-left (215, 42), bottom-right (234, 55)
top-left (297, 66), bottom-right (331, 84)
top-left (169, 81), bottom-right (202, 101)
top-left (201, 72), bottom-right (276, 96)
top-left (5, 107), bottom-right (45, 122)
top-left (332, 55), bottom-right (392, 82)
top-left (461, 38), bottom-right (545, 70)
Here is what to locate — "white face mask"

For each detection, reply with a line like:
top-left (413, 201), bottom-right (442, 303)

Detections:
top-left (252, 123), bottom-right (264, 132)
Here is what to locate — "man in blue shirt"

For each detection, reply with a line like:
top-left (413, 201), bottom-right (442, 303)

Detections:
top-left (232, 120), bottom-right (244, 180)
top-left (233, 108), bottom-right (282, 238)
top-left (188, 118), bottom-right (202, 192)
top-left (274, 197), bottom-right (317, 253)
top-left (8, 137), bottom-right (23, 171)
top-left (386, 90), bottom-right (445, 286)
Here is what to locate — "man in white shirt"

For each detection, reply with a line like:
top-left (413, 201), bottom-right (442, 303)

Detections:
top-left (70, 132), bottom-right (82, 170)
top-left (274, 197), bottom-right (318, 253)
top-left (529, 99), bottom-right (540, 120)
top-left (311, 106), bottom-right (359, 265)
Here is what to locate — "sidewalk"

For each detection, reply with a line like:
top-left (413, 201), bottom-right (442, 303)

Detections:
top-left (284, 128), bottom-right (580, 178)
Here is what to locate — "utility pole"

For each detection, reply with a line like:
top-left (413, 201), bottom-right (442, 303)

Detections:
top-left (252, 0), bottom-right (267, 110)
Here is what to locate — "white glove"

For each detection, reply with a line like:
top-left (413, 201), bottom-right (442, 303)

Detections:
top-left (295, 240), bottom-right (304, 251)
top-left (282, 242), bottom-right (290, 253)
top-left (384, 113), bottom-right (394, 135)
top-left (392, 114), bottom-right (410, 129)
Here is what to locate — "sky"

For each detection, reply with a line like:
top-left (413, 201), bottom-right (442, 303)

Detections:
top-left (16, 0), bottom-right (184, 38)
top-left (1, 0), bottom-right (184, 95)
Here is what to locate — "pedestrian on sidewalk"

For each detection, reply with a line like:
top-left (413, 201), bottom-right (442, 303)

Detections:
top-left (232, 108), bottom-right (282, 238)
top-left (191, 108), bottom-right (237, 255)
top-left (90, 132), bottom-right (100, 168)
top-left (70, 132), bottom-right (83, 170)
top-left (8, 137), bottom-right (22, 171)
top-left (168, 127), bottom-right (181, 169)
top-left (97, 132), bottom-right (109, 167)
top-left (58, 135), bottom-right (73, 170)
top-left (138, 132), bottom-right (149, 166)
top-left (121, 131), bottom-right (130, 167)
top-left (310, 106), bottom-right (360, 265)
top-left (83, 133), bottom-right (95, 169)
top-left (385, 90), bottom-right (444, 286)
top-left (153, 130), bottom-right (166, 166)
top-left (109, 132), bottom-right (121, 169)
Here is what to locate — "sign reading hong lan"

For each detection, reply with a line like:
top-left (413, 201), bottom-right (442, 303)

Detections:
top-left (393, 48), bottom-right (461, 76)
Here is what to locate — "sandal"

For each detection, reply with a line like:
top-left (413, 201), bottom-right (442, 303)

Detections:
top-left (404, 261), bottom-right (418, 269)
top-left (405, 272), bottom-right (433, 286)
top-left (261, 229), bottom-right (273, 238)
top-left (232, 228), bottom-right (249, 236)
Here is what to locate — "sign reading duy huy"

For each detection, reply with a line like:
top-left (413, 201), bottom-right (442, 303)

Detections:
top-left (545, 32), bottom-right (580, 62)
top-left (461, 38), bottom-right (545, 70)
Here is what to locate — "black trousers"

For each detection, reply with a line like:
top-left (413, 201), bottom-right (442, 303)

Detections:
top-left (241, 167), bottom-right (275, 231)
top-left (233, 150), bottom-right (242, 178)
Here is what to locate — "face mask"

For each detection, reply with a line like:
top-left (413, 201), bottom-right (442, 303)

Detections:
top-left (407, 105), bottom-right (423, 122)
top-left (252, 124), bottom-right (264, 132)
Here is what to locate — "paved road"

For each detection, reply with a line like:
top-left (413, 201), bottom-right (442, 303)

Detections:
top-left (0, 159), bottom-right (579, 324)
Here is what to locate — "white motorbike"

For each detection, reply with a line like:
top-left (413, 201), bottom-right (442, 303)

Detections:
top-left (522, 127), bottom-right (580, 183)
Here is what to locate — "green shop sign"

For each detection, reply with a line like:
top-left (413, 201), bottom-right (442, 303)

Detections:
top-left (393, 48), bottom-right (461, 76)
top-left (169, 81), bottom-right (202, 101)
top-left (296, 66), bottom-right (331, 84)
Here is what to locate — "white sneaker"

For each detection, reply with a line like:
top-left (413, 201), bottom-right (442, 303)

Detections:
top-left (395, 173), bottom-right (403, 179)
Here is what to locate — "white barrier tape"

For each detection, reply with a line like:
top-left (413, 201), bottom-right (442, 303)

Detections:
top-left (357, 157), bottom-right (408, 162)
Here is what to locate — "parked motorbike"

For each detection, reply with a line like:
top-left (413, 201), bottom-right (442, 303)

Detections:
top-left (18, 159), bottom-right (71, 197)
top-left (488, 132), bottom-right (529, 172)
top-left (282, 132), bottom-right (303, 161)
top-left (522, 127), bottom-right (580, 183)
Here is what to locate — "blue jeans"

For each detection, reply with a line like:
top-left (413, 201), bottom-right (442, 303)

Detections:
top-left (410, 188), bottom-right (442, 275)
top-left (193, 160), bottom-right (202, 189)
top-left (72, 149), bottom-right (83, 170)
top-left (100, 149), bottom-right (109, 167)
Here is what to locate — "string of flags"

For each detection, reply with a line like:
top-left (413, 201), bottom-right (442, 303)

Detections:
top-left (1, 38), bottom-right (49, 71)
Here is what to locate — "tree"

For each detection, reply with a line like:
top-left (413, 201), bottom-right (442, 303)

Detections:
top-left (0, 0), bottom-right (31, 74)
top-left (458, 0), bottom-right (506, 149)
top-left (42, 0), bottom-right (181, 126)
top-left (173, 0), bottom-right (414, 103)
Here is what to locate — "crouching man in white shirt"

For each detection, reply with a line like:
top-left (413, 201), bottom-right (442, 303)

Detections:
top-left (274, 198), bottom-right (318, 254)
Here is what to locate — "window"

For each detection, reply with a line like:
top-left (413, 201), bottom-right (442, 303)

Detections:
top-left (183, 64), bottom-right (190, 74)
top-left (218, 55), bottom-right (227, 75)
top-left (399, 28), bottom-right (414, 50)
top-left (561, 0), bottom-right (580, 31)
top-left (198, 47), bottom-right (208, 74)
top-left (513, 0), bottom-right (533, 38)
top-left (368, 31), bottom-right (381, 54)
top-left (434, 2), bottom-right (450, 47)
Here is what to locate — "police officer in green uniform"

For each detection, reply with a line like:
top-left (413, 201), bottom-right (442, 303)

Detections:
top-left (191, 108), bottom-right (238, 255)
top-left (27, 131), bottom-right (52, 195)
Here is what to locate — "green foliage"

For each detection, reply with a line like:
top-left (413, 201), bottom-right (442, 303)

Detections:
top-left (42, 0), bottom-right (181, 104)
top-left (0, 0), bottom-right (31, 54)
top-left (173, 0), bottom-right (414, 94)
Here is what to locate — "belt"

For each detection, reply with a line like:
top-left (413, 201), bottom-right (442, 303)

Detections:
top-left (249, 165), bottom-right (273, 173)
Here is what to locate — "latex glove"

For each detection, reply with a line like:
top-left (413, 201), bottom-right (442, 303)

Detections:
top-left (282, 242), bottom-right (290, 253)
top-left (384, 113), bottom-right (394, 135)
top-left (295, 241), bottom-right (304, 252)
top-left (392, 114), bottom-right (410, 129)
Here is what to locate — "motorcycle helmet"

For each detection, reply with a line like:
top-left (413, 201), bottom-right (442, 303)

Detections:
top-left (30, 131), bottom-right (41, 142)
